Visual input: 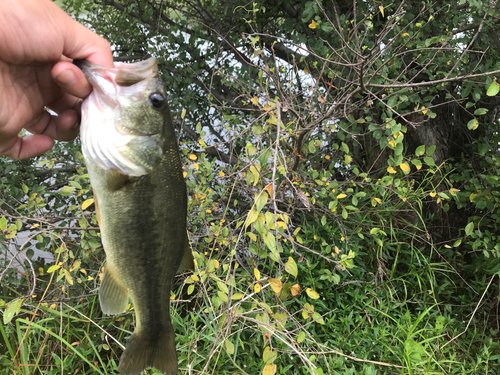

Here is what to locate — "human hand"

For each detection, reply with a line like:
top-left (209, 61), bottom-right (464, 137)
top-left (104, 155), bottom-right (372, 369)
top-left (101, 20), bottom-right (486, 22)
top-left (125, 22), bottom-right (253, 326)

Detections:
top-left (0, 0), bottom-right (113, 159)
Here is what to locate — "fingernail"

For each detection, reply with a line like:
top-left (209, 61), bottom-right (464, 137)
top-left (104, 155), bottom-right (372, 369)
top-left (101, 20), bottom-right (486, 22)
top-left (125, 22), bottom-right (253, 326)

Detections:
top-left (56, 69), bottom-right (77, 86)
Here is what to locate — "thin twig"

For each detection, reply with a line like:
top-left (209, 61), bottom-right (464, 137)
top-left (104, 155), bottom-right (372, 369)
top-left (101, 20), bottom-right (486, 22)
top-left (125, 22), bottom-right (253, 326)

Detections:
top-left (441, 274), bottom-right (496, 349)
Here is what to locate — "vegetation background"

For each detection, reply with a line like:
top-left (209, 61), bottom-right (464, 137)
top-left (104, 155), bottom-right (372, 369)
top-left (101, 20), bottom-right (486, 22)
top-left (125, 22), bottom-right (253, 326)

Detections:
top-left (1, 0), bottom-right (500, 374)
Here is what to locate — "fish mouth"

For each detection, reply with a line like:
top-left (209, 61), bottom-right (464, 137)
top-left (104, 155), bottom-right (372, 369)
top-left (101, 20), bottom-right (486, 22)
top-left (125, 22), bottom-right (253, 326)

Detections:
top-left (74, 57), bottom-right (159, 97)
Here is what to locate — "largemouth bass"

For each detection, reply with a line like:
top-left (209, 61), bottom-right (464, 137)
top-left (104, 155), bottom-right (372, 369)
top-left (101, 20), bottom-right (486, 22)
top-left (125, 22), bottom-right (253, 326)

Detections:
top-left (76, 57), bottom-right (194, 375)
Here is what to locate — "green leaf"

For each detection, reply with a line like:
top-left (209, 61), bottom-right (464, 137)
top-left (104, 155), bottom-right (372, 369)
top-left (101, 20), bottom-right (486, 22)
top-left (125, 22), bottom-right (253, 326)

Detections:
top-left (217, 281), bottom-right (229, 294)
top-left (424, 157), bottom-right (435, 166)
top-left (253, 125), bottom-right (264, 135)
top-left (474, 108), bottom-right (488, 116)
top-left (217, 290), bottom-right (228, 302)
top-left (465, 222), bottom-right (474, 236)
top-left (308, 140), bottom-right (316, 153)
top-left (245, 209), bottom-right (259, 228)
top-left (68, 181), bottom-right (82, 189)
top-left (263, 232), bottom-right (276, 253)
top-left (59, 185), bottom-right (75, 196)
top-left (255, 191), bottom-right (268, 212)
top-left (231, 293), bottom-right (243, 300)
top-left (486, 81), bottom-right (500, 96)
top-left (426, 145), bottom-right (436, 156)
top-left (312, 312), bottom-right (325, 325)
top-left (224, 339), bottom-right (235, 355)
top-left (3, 299), bottom-right (24, 325)
top-left (341, 142), bottom-right (349, 154)
top-left (411, 159), bottom-right (422, 169)
top-left (22, 184), bottom-right (29, 194)
top-left (297, 331), bottom-right (306, 343)
top-left (405, 338), bottom-right (425, 362)
top-left (0, 217), bottom-right (7, 231)
top-left (263, 346), bottom-right (277, 364)
top-left (285, 257), bottom-right (298, 278)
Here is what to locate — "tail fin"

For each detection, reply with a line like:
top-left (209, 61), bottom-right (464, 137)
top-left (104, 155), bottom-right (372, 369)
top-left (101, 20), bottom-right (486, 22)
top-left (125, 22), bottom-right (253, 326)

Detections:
top-left (118, 324), bottom-right (177, 375)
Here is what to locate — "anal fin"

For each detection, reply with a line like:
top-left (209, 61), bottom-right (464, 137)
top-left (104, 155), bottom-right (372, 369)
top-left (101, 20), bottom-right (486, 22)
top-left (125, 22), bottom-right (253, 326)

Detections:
top-left (99, 262), bottom-right (129, 315)
top-left (177, 239), bottom-right (194, 272)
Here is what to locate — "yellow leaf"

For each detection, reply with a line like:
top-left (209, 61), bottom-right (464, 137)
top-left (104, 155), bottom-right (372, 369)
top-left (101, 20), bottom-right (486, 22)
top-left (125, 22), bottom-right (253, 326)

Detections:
top-left (399, 163), bottom-right (410, 172)
top-left (189, 154), bottom-right (197, 160)
top-left (336, 193), bottom-right (347, 199)
top-left (219, 171), bottom-right (225, 177)
top-left (267, 115), bottom-right (278, 125)
top-left (81, 199), bottom-right (94, 210)
top-left (79, 268), bottom-right (86, 274)
top-left (50, 303), bottom-right (57, 310)
top-left (47, 265), bottom-right (61, 273)
top-left (402, 32), bottom-right (409, 37)
top-left (191, 274), bottom-right (200, 282)
top-left (69, 260), bottom-right (81, 272)
top-left (30, 223), bottom-right (39, 229)
top-left (379, 5), bottom-right (384, 17)
top-left (345, 155), bottom-right (352, 164)
top-left (213, 259), bottom-right (220, 269)
top-left (251, 96), bottom-right (259, 106)
top-left (276, 221), bottom-right (287, 230)
top-left (268, 279), bottom-right (283, 294)
top-left (193, 163), bottom-right (199, 170)
top-left (469, 193), bottom-right (477, 202)
top-left (325, 155), bottom-right (330, 160)
top-left (170, 294), bottom-right (176, 300)
top-left (388, 140), bottom-right (396, 148)
top-left (387, 166), bottom-right (397, 174)
top-left (231, 293), bottom-right (243, 300)
top-left (306, 288), bottom-right (320, 299)
top-left (309, 20), bottom-right (317, 29)
top-left (303, 66), bottom-right (308, 74)
top-left (64, 269), bottom-right (73, 285)
top-left (430, 192), bottom-right (437, 197)
top-left (183, 172), bottom-right (187, 178)
top-left (263, 364), bottom-right (277, 375)
top-left (449, 188), bottom-right (460, 196)
top-left (290, 283), bottom-right (301, 296)
top-left (254, 283), bottom-right (261, 293)
top-left (254, 268), bottom-right (261, 281)
top-left (263, 104), bottom-right (272, 111)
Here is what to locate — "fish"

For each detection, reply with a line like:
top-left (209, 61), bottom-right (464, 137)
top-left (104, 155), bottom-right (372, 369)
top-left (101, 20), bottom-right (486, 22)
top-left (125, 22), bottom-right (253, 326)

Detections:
top-left (75, 57), bottom-right (194, 375)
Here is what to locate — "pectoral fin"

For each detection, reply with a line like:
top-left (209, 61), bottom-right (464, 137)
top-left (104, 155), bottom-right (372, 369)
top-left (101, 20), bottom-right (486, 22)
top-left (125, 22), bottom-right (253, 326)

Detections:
top-left (99, 262), bottom-right (129, 315)
top-left (94, 192), bottom-right (102, 228)
top-left (177, 240), bottom-right (194, 272)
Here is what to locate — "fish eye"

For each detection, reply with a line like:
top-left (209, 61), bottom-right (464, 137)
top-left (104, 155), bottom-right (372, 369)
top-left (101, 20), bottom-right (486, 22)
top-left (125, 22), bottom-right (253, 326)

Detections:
top-left (149, 92), bottom-right (165, 109)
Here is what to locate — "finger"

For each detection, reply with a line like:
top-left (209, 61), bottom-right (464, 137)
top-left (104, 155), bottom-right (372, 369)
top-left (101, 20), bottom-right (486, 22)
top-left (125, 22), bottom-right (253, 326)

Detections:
top-left (52, 62), bottom-right (92, 99)
top-left (25, 110), bottom-right (80, 142)
top-left (0, 134), bottom-right (54, 160)
top-left (61, 16), bottom-right (114, 68)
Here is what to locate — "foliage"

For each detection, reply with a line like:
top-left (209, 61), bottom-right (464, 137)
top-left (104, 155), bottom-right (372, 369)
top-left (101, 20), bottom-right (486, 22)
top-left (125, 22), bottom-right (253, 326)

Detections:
top-left (2, 0), bottom-right (500, 374)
